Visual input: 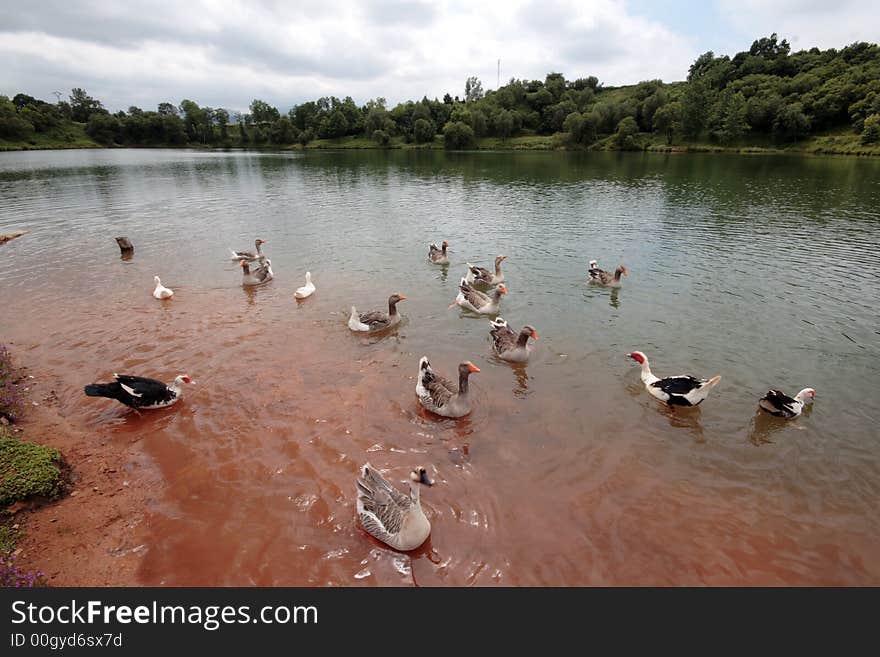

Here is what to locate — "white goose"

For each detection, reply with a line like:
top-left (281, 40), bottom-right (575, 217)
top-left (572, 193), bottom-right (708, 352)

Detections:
top-left (356, 463), bottom-right (433, 551)
top-left (294, 272), bottom-right (315, 299)
top-left (152, 276), bottom-right (173, 299)
top-left (627, 351), bottom-right (721, 407)
top-left (759, 388), bottom-right (815, 419)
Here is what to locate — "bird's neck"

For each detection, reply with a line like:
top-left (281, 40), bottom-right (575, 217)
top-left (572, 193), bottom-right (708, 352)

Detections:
top-left (388, 300), bottom-right (398, 316)
top-left (168, 380), bottom-right (183, 396)
top-left (614, 269), bottom-right (623, 281)
top-left (517, 331), bottom-right (531, 348)
top-left (458, 371), bottom-right (471, 395)
top-left (495, 260), bottom-right (503, 275)
top-left (441, 244), bottom-right (447, 254)
top-left (409, 481), bottom-right (421, 506)
top-left (639, 361), bottom-right (655, 383)
top-left (492, 289), bottom-right (503, 300)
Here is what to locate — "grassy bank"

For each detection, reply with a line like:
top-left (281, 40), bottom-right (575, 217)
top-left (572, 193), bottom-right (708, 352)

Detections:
top-left (0, 122), bottom-right (99, 151)
top-left (3, 128), bottom-right (878, 157)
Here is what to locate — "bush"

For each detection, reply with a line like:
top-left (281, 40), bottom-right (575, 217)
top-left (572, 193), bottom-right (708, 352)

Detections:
top-left (0, 345), bottom-right (24, 422)
top-left (371, 129), bottom-right (390, 147)
top-left (614, 116), bottom-right (641, 150)
top-left (443, 121), bottom-right (475, 149)
top-left (860, 114), bottom-right (880, 144)
top-left (0, 432), bottom-right (63, 507)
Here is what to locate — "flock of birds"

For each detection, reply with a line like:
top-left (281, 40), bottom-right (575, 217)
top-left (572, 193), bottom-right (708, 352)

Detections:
top-left (85, 236), bottom-right (815, 553)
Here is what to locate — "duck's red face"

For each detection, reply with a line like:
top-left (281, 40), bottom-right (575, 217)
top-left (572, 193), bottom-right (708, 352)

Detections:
top-left (627, 351), bottom-right (645, 364)
top-left (182, 376), bottom-right (193, 384)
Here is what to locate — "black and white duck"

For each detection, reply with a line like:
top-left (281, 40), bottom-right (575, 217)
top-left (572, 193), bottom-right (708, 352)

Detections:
top-left (759, 388), bottom-right (815, 419)
top-left (627, 351), bottom-right (721, 407)
top-left (84, 373), bottom-right (194, 410)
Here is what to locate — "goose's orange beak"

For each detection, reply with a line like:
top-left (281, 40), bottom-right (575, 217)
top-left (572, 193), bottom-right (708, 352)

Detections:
top-left (398, 294), bottom-right (407, 300)
top-left (531, 330), bottom-right (538, 339)
top-left (468, 363), bottom-right (481, 373)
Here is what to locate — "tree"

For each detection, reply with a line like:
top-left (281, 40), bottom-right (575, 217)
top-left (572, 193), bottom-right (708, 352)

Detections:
top-left (69, 88), bottom-right (104, 122)
top-left (464, 76), bottom-right (484, 103)
top-left (413, 118), bottom-right (435, 143)
top-left (494, 109), bottom-right (515, 139)
top-left (157, 102), bottom-right (177, 116)
top-left (214, 108), bottom-right (230, 141)
top-left (859, 113), bottom-right (880, 144)
top-left (269, 117), bottom-right (297, 144)
top-left (652, 102), bottom-right (681, 144)
top-left (719, 92), bottom-right (749, 143)
top-left (0, 95), bottom-right (34, 139)
top-left (773, 102), bottom-right (810, 142)
top-left (249, 99), bottom-right (280, 124)
top-left (443, 121), bottom-right (475, 149)
top-left (86, 113), bottom-right (121, 144)
top-left (614, 116), bottom-right (640, 150)
top-left (372, 129), bottom-right (390, 146)
top-left (680, 81), bottom-right (710, 139)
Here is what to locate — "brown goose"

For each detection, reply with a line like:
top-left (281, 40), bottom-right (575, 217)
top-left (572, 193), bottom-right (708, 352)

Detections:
top-left (489, 317), bottom-right (537, 363)
top-left (356, 463), bottom-right (433, 551)
top-left (230, 238), bottom-right (266, 261)
top-left (239, 258), bottom-right (273, 285)
top-left (588, 260), bottom-right (627, 286)
top-left (465, 255), bottom-right (506, 285)
top-left (348, 294), bottom-right (407, 332)
top-left (450, 278), bottom-right (506, 314)
top-left (416, 357), bottom-right (480, 418)
top-left (428, 241), bottom-right (450, 264)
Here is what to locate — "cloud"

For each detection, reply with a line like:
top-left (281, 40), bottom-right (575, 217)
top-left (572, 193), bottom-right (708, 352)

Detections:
top-left (0, 0), bottom-right (796, 114)
top-left (717, 0), bottom-right (880, 52)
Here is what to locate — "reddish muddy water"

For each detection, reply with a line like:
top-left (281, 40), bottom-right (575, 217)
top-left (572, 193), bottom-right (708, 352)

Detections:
top-left (1, 149), bottom-right (879, 585)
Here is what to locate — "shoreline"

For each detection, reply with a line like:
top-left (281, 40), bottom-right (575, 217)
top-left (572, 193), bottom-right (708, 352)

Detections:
top-left (5, 357), bottom-right (154, 586)
top-left (3, 135), bottom-right (878, 158)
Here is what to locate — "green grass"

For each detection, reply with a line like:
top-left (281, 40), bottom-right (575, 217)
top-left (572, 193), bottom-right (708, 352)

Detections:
top-left (0, 123), bottom-right (99, 151)
top-left (0, 524), bottom-right (16, 554)
top-left (0, 429), bottom-right (64, 507)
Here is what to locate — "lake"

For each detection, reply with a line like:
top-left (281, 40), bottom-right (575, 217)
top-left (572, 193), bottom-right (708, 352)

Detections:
top-left (1, 147), bottom-right (879, 585)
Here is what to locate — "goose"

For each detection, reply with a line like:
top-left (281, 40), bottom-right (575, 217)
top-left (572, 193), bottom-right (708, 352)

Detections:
top-left (84, 373), bottom-right (194, 410)
top-left (759, 388), bottom-right (815, 419)
top-left (152, 276), bottom-right (173, 299)
top-left (588, 260), bottom-right (627, 286)
top-left (416, 357), bottom-right (480, 418)
top-left (489, 317), bottom-right (537, 363)
top-left (465, 255), bottom-right (506, 285)
top-left (356, 463), bottom-right (433, 551)
top-left (230, 238), bottom-right (266, 261)
top-left (294, 271), bottom-right (315, 299)
top-left (627, 351), bottom-right (721, 407)
top-left (239, 258), bottom-right (273, 286)
top-left (428, 241), bottom-right (450, 264)
top-left (451, 279), bottom-right (506, 314)
top-left (348, 294), bottom-right (407, 332)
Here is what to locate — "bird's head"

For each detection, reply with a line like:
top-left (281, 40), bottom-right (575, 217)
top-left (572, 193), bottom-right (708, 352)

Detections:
top-left (174, 375), bottom-right (195, 386)
top-left (442, 241), bottom-right (449, 248)
top-left (521, 325), bottom-right (538, 340)
top-left (617, 265), bottom-right (628, 277)
top-left (627, 351), bottom-right (647, 365)
top-left (389, 293), bottom-right (407, 305)
top-left (459, 361), bottom-right (481, 376)
top-left (497, 284), bottom-right (508, 295)
top-left (410, 466), bottom-right (434, 487)
top-left (797, 388), bottom-right (815, 403)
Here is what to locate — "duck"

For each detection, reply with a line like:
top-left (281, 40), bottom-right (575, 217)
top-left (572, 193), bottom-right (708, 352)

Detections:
top-left (627, 351), bottom-right (721, 407)
top-left (489, 317), bottom-right (537, 363)
top-left (451, 279), bottom-right (506, 314)
top-left (84, 373), bottom-right (194, 410)
top-left (759, 388), bottom-right (815, 419)
top-left (428, 241), bottom-right (450, 264)
top-left (416, 357), bottom-right (480, 418)
top-left (348, 294), bottom-right (407, 332)
top-left (356, 463), bottom-right (433, 551)
top-left (465, 255), bottom-right (507, 285)
top-left (230, 238), bottom-right (267, 261)
top-left (239, 258), bottom-right (273, 286)
top-left (588, 260), bottom-right (627, 286)
top-left (152, 276), bottom-right (173, 299)
top-left (294, 271), bottom-right (315, 299)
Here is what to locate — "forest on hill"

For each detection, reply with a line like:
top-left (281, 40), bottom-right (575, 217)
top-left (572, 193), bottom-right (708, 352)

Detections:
top-left (2, 34), bottom-right (879, 153)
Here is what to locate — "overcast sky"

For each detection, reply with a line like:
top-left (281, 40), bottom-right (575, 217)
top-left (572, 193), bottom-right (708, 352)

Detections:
top-left (1, 0), bottom-right (877, 114)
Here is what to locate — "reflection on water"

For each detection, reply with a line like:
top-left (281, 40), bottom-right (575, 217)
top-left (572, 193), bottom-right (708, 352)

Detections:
top-left (1, 148), bottom-right (879, 585)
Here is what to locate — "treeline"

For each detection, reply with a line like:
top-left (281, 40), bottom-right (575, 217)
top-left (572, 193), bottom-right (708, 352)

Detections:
top-left (2, 34), bottom-right (879, 150)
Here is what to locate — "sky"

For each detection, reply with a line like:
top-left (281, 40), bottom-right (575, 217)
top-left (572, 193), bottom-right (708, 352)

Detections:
top-left (1, 0), bottom-right (877, 114)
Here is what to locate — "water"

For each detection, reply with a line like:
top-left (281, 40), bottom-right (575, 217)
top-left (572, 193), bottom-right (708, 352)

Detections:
top-left (1, 148), bottom-right (879, 585)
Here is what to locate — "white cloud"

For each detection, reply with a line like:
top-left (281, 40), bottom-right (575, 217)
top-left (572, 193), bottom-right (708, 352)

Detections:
top-left (717, 0), bottom-right (880, 52)
top-left (0, 0), bottom-right (733, 113)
